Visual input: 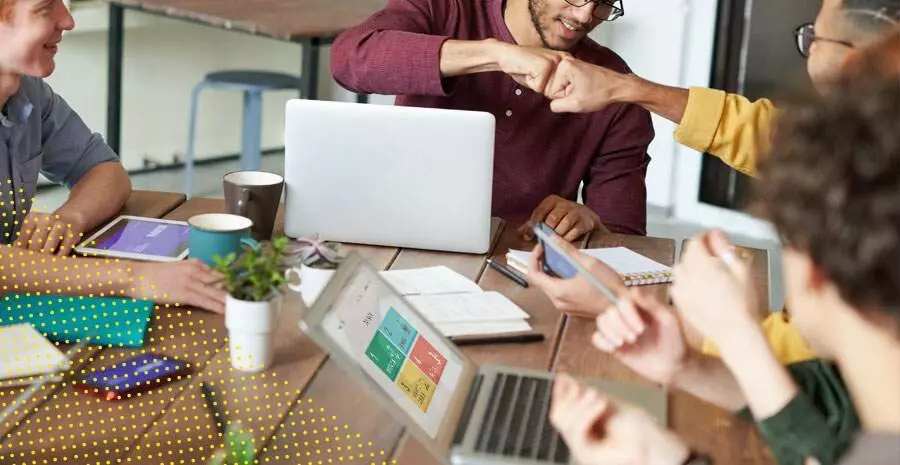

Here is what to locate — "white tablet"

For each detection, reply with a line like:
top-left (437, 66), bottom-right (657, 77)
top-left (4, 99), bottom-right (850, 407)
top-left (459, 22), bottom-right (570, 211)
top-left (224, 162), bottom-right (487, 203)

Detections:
top-left (74, 215), bottom-right (190, 262)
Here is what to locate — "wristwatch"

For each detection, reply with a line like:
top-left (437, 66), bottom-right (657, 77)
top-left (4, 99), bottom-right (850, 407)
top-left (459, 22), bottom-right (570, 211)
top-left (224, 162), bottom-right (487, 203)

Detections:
top-left (683, 451), bottom-right (713, 465)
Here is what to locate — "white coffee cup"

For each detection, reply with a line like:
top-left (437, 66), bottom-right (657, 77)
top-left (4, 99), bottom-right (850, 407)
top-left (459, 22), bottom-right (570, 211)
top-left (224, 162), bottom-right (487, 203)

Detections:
top-left (298, 264), bottom-right (337, 308)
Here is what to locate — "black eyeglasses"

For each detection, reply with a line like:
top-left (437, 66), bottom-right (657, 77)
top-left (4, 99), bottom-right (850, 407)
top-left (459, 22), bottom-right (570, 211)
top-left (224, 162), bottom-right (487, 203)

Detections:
top-left (562, 0), bottom-right (624, 20)
top-left (794, 23), bottom-right (854, 58)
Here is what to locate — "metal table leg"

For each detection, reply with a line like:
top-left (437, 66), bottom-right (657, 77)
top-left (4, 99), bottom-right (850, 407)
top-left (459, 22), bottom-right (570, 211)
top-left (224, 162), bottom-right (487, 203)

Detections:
top-left (106, 3), bottom-right (125, 155)
top-left (300, 38), bottom-right (320, 100)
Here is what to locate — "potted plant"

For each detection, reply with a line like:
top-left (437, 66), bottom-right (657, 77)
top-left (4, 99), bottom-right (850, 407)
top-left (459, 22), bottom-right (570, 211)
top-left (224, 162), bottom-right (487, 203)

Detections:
top-left (285, 234), bottom-right (344, 307)
top-left (213, 237), bottom-right (300, 372)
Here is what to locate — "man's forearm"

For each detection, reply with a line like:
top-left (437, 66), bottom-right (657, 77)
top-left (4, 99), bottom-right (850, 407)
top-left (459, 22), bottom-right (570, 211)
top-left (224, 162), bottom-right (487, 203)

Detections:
top-left (439, 39), bottom-right (505, 77)
top-left (673, 351), bottom-right (748, 412)
top-left (0, 246), bottom-right (136, 297)
top-left (55, 162), bottom-right (131, 231)
top-left (613, 74), bottom-right (690, 125)
top-left (718, 329), bottom-right (799, 420)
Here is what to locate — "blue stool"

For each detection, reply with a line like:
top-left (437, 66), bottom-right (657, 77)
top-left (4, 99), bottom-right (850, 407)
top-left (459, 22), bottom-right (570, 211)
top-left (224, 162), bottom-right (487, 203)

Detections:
top-left (185, 70), bottom-right (301, 197)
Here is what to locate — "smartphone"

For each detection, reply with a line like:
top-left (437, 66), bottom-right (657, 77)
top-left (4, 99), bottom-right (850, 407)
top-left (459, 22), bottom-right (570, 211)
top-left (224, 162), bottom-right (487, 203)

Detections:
top-left (76, 354), bottom-right (192, 401)
top-left (531, 222), bottom-right (619, 303)
top-left (532, 222), bottom-right (579, 279)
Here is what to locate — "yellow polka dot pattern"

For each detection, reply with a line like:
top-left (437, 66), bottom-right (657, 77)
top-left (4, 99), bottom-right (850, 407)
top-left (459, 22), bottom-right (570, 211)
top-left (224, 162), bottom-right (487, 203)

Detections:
top-left (0, 190), bottom-right (400, 464)
top-left (0, 324), bottom-right (68, 383)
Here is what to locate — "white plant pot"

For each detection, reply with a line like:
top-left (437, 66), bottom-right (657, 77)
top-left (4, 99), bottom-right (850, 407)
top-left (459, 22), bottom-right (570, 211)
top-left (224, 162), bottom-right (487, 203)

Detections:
top-left (225, 294), bottom-right (282, 372)
top-left (299, 264), bottom-right (337, 307)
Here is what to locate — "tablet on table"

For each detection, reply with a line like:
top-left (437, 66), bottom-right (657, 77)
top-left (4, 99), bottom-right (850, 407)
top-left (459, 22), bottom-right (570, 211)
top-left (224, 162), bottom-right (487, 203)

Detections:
top-left (74, 215), bottom-right (189, 262)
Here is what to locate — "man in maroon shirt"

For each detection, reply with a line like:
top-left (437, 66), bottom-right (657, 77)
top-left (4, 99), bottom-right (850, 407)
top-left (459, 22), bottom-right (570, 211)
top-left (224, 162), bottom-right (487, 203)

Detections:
top-left (332, 0), bottom-right (654, 238)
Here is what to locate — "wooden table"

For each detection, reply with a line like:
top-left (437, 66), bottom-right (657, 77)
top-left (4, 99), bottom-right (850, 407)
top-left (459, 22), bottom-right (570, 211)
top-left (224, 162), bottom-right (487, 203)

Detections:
top-left (0, 192), bottom-right (773, 464)
top-left (103, 0), bottom-right (388, 154)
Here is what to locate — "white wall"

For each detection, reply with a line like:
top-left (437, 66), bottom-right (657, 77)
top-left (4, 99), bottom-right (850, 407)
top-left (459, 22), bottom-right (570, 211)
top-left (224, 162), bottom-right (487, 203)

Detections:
top-left (589, 0), bottom-right (691, 211)
top-left (592, 0), bottom-right (777, 240)
top-left (48, 3), bottom-right (357, 171)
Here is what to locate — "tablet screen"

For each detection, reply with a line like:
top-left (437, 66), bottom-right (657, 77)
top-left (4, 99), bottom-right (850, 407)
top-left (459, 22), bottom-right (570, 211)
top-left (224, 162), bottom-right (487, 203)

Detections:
top-left (86, 218), bottom-right (189, 259)
top-left (320, 263), bottom-right (467, 438)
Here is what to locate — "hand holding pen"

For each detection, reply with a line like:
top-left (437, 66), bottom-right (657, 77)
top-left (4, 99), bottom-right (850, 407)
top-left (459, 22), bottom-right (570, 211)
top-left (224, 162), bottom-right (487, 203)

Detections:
top-left (670, 230), bottom-right (762, 346)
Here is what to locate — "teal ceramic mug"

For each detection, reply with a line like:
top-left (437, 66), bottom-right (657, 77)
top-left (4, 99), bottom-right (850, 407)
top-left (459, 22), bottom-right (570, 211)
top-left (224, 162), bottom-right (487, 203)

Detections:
top-left (188, 213), bottom-right (259, 265)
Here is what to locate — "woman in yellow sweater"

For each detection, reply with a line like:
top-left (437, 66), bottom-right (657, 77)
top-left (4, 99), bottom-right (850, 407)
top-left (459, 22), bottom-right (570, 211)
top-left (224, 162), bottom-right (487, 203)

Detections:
top-left (542, 0), bottom-right (899, 364)
top-left (548, 0), bottom-right (898, 177)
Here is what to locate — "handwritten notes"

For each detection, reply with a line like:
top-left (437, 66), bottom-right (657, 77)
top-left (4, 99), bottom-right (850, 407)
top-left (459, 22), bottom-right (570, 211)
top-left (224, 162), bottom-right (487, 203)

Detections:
top-left (380, 266), bottom-right (482, 296)
top-left (405, 292), bottom-right (529, 323)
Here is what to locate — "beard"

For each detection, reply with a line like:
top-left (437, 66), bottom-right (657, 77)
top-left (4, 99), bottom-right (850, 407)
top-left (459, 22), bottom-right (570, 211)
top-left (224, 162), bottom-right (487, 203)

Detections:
top-left (527, 0), bottom-right (586, 51)
top-left (528, 0), bottom-right (558, 50)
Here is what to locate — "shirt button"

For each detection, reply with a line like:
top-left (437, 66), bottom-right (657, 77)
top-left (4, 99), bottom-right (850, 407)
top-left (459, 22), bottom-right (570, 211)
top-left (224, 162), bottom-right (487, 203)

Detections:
top-left (505, 110), bottom-right (513, 117)
top-left (515, 88), bottom-right (523, 96)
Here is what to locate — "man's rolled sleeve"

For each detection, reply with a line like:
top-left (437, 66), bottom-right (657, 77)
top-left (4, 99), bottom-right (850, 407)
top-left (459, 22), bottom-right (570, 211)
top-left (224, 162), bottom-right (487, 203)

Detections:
top-left (674, 87), bottom-right (727, 154)
top-left (331, 0), bottom-right (456, 97)
top-left (675, 87), bottom-right (777, 178)
top-left (736, 360), bottom-right (860, 465)
top-left (37, 81), bottom-right (118, 189)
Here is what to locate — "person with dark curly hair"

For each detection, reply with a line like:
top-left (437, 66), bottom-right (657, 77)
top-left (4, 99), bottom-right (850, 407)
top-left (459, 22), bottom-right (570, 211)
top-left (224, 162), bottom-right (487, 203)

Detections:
top-left (531, 3), bottom-right (900, 375)
top-left (547, 78), bottom-right (900, 465)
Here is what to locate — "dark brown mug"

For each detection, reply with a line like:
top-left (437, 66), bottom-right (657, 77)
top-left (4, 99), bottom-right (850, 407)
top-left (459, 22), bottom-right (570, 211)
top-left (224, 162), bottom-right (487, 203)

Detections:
top-left (223, 171), bottom-right (284, 240)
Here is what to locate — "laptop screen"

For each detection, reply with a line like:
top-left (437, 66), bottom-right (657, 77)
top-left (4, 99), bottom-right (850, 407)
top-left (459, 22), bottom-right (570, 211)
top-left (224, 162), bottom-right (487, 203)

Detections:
top-left (317, 260), bottom-right (471, 439)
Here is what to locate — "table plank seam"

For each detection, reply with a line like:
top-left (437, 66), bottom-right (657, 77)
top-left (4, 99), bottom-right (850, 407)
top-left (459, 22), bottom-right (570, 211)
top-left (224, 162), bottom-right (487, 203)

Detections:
top-left (256, 354), bottom-right (330, 454)
top-left (547, 314), bottom-right (570, 373)
top-left (112, 331), bottom-right (230, 462)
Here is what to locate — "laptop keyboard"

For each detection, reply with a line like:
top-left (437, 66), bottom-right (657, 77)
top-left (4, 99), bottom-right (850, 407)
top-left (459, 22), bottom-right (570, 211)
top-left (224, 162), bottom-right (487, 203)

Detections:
top-left (454, 372), bottom-right (571, 464)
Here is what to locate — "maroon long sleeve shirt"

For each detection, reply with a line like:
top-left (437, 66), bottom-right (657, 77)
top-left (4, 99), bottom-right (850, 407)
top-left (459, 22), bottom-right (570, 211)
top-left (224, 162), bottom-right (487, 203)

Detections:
top-left (331, 0), bottom-right (654, 234)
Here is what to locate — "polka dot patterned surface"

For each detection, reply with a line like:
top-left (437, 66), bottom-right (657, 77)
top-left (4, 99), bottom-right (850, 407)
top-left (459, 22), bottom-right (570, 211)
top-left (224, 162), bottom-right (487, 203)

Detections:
top-left (0, 192), bottom-right (401, 464)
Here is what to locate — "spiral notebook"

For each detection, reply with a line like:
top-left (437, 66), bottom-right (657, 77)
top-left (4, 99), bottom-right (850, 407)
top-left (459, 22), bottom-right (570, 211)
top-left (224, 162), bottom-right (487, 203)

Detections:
top-left (506, 247), bottom-right (673, 286)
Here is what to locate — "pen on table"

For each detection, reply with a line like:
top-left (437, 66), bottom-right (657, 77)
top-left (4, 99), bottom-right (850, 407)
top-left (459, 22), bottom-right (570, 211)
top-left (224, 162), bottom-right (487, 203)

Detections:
top-left (486, 259), bottom-right (529, 288)
top-left (450, 331), bottom-right (545, 346)
top-left (201, 381), bottom-right (227, 435)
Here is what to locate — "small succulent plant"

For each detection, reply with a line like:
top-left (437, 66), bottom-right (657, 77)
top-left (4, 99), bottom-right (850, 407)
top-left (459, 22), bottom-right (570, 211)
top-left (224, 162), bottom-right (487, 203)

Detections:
top-left (286, 234), bottom-right (343, 270)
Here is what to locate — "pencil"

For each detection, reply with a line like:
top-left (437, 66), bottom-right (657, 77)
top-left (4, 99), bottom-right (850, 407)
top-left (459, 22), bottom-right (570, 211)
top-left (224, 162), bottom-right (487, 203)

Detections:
top-left (450, 331), bottom-right (544, 346)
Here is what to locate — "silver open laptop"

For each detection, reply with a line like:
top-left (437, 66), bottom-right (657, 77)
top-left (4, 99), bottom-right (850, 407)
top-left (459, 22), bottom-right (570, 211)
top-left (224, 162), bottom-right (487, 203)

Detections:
top-left (299, 253), bottom-right (668, 465)
top-left (284, 100), bottom-right (495, 254)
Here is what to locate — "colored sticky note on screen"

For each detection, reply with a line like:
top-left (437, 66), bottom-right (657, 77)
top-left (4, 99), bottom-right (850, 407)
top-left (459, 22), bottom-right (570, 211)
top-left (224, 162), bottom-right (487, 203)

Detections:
top-left (377, 307), bottom-right (417, 354)
top-left (365, 331), bottom-right (405, 381)
top-left (408, 337), bottom-right (447, 385)
top-left (0, 294), bottom-right (153, 348)
top-left (396, 361), bottom-right (436, 413)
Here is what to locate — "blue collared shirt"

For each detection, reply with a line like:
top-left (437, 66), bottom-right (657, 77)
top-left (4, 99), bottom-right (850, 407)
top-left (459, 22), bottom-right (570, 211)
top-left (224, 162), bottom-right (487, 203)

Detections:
top-left (0, 77), bottom-right (118, 244)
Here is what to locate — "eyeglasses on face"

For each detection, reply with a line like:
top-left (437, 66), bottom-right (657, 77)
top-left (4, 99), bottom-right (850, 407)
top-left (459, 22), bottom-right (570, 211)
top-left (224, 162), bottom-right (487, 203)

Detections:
top-left (794, 23), bottom-right (854, 58)
top-left (562, 0), bottom-right (624, 21)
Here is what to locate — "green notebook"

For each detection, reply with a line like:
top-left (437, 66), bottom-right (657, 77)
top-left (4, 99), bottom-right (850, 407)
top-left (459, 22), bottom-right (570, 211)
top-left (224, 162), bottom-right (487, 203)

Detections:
top-left (0, 294), bottom-right (153, 348)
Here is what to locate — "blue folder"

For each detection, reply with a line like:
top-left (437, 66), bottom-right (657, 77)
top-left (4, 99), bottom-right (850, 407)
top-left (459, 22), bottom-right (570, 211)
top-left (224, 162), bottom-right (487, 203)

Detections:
top-left (0, 294), bottom-right (153, 348)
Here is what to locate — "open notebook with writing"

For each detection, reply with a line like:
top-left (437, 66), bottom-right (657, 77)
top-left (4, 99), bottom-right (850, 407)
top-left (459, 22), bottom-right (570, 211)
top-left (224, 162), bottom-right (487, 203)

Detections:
top-left (379, 266), bottom-right (533, 337)
top-left (506, 247), bottom-right (673, 286)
